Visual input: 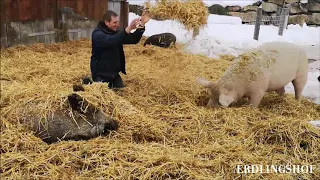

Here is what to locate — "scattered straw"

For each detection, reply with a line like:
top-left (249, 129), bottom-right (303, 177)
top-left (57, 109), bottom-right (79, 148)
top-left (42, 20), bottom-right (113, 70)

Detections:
top-left (1, 39), bottom-right (319, 179)
top-left (144, 0), bottom-right (208, 30)
top-left (222, 50), bottom-right (278, 83)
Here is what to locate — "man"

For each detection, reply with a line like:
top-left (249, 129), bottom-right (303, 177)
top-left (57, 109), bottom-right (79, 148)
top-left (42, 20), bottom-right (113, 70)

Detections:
top-left (90, 10), bottom-right (150, 88)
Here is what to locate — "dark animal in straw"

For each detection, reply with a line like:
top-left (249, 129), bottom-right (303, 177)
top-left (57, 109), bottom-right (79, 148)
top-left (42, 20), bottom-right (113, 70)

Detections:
top-left (144, 33), bottom-right (176, 48)
top-left (21, 85), bottom-right (118, 144)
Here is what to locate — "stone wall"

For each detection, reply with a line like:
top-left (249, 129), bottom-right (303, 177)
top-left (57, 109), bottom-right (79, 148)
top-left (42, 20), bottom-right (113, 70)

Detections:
top-left (129, 0), bottom-right (320, 26)
top-left (221, 0), bottom-right (320, 26)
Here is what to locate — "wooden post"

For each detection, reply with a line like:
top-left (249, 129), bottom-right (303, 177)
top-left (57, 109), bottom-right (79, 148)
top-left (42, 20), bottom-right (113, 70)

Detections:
top-left (55, 11), bottom-right (69, 42)
top-left (61, 13), bottom-right (69, 42)
top-left (285, 4), bottom-right (290, 29)
top-left (121, 1), bottom-right (129, 29)
top-left (276, 6), bottom-right (281, 16)
top-left (192, 27), bottom-right (199, 38)
top-left (278, 7), bottom-right (289, 36)
top-left (53, 0), bottom-right (59, 43)
top-left (253, 7), bottom-right (262, 41)
top-left (0, 0), bottom-right (9, 48)
top-left (284, 13), bottom-right (289, 29)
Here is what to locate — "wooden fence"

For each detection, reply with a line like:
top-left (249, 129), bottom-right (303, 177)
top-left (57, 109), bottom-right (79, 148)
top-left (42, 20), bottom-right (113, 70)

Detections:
top-left (0, 0), bottom-right (129, 48)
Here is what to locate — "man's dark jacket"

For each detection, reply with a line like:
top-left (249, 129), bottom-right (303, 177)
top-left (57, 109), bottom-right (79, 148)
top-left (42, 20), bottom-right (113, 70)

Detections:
top-left (90, 21), bottom-right (145, 81)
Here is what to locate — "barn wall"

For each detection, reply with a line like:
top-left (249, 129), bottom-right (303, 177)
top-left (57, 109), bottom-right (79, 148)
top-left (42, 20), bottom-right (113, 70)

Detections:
top-left (0, 0), bottom-right (129, 48)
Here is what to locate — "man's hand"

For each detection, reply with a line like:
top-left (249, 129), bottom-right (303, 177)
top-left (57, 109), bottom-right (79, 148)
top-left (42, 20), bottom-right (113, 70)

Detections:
top-left (140, 9), bottom-right (151, 26)
top-left (125, 18), bottom-right (140, 33)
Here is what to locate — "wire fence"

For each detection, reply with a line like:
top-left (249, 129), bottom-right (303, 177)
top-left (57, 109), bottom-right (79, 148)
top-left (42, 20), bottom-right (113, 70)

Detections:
top-left (242, 15), bottom-right (282, 26)
top-left (252, 6), bottom-right (290, 40)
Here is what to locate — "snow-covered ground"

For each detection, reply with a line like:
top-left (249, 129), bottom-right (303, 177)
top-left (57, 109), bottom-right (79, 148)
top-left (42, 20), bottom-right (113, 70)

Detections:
top-left (128, 0), bottom-right (258, 7)
top-left (127, 2), bottom-right (320, 104)
top-left (129, 13), bottom-right (319, 58)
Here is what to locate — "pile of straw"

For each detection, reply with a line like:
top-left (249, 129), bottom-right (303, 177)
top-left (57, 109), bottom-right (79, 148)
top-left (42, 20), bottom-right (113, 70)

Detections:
top-left (1, 39), bottom-right (319, 179)
top-left (144, 0), bottom-right (208, 30)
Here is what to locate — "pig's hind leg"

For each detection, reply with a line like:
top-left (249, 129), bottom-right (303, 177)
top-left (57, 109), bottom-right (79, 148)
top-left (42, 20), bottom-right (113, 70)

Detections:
top-left (248, 91), bottom-right (266, 108)
top-left (276, 87), bottom-right (285, 97)
top-left (292, 75), bottom-right (307, 101)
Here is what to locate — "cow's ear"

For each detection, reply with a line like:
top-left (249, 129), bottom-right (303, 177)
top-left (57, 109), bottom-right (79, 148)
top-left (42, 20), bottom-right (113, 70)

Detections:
top-left (196, 77), bottom-right (215, 89)
top-left (67, 93), bottom-right (83, 110)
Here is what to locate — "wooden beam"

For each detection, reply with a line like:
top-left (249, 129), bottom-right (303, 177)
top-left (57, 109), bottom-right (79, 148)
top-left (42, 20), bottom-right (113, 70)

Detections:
top-left (28, 29), bottom-right (81, 37)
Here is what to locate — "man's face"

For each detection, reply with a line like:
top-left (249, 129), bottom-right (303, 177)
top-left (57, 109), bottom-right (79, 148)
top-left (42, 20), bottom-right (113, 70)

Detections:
top-left (105, 16), bottom-right (119, 31)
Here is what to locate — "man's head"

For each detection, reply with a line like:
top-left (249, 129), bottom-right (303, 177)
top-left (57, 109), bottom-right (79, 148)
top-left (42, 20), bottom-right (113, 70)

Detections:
top-left (103, 10), bottom-right (119, 31)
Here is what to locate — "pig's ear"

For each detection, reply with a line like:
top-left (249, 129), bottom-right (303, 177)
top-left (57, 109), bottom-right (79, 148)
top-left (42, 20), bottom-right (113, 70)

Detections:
top-left (196, 77), bottom-right (215, 89)
top-left (67, 93), bottom-right (84, 110)
top-left (219, 94), bottom-right (234, 107)
top-left (73, 84), bottom-right (85, 92)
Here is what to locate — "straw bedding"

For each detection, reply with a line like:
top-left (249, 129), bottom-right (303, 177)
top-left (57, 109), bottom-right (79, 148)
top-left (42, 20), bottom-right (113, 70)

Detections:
top-left (144, 0), bottom-right (208, 30)
top-left (1, 39), bottom-right (320, 179)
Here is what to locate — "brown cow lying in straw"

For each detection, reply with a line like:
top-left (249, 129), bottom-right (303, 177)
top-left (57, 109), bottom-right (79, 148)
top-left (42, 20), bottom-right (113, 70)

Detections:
top-left (20, 85), bottom-right (118, 144)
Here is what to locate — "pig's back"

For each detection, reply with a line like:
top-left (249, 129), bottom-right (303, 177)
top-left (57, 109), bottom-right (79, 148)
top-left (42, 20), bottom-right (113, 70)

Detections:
top-left (257, 42), bottom-right (308, 89)
top-left (257, 41), bottom-right (307, 68)
top-left (222, 42), bottom-right (308, 90)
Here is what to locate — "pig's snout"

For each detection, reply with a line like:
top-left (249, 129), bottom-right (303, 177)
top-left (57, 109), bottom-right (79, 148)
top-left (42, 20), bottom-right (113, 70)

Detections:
top-left (103, 119), bottom-right (119, 133)
top-left (91, 119), bottom-right (118, 137)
